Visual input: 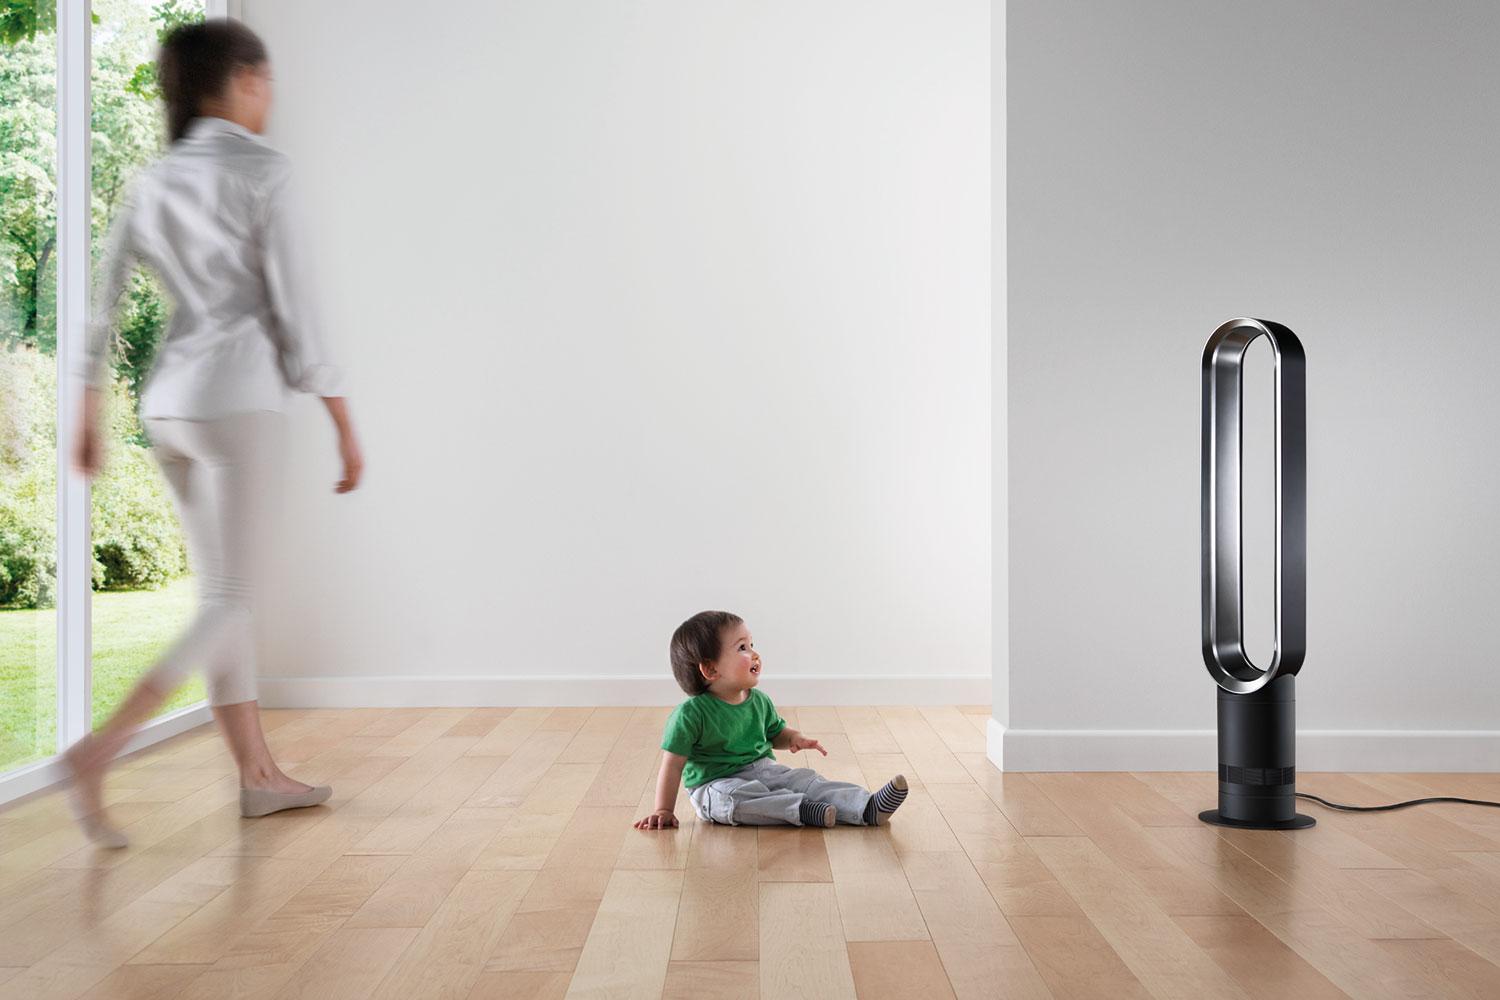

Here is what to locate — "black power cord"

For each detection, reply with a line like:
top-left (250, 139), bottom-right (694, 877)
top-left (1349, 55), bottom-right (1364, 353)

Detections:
top-left (1295, 792), bottom-right (1500, 813)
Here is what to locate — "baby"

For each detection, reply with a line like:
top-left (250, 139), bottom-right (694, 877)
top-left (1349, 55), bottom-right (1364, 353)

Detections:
top-left (634, 610), bottom-right (908, 830)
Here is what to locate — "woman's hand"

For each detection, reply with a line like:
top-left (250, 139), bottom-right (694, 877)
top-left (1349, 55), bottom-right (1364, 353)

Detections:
top-left (73, 389), bottom-right (103, 479)
top-left (74, 423), bottom-right (102, 479)
top-left (634, 808), bottom-right (678, 830)
top-left (336, 428), bottom-right (363, 493)
top-left (789, 734), bottom-right (828, 756)
top-left (320, 396), bottom-right (362, 493)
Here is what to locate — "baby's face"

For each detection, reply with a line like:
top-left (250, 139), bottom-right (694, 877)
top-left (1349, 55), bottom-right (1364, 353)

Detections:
top-left (702, 624), bottom-right (762, 695)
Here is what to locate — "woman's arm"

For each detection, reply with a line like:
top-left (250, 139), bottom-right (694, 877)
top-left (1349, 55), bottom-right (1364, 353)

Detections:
top-left (74, 193), bottom-right (138, 478)
top-left (634, 751), bottom-right (688, 829)
top-left (260, 164), bottom-right (346, 399)
top-left (319, 395), bottom-right (363, 493)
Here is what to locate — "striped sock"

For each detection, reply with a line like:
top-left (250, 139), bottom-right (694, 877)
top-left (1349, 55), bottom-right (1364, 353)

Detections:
top-left (799, 800), bottom-right (836, 828)
top-left (863, 775), bottom-right (909, 826)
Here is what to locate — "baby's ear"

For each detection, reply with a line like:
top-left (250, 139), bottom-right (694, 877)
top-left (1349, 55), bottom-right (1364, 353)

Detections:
top-left (697, 662), bottom-right (715, 680)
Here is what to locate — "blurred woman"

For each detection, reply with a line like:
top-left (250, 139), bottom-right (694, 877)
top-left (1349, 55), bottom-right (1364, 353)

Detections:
top-left (63, 18), bottom-right (362, 847)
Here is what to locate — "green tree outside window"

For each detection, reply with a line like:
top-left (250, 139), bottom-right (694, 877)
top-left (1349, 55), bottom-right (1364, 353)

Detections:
top-left (2, 0), bottom-right (202, 609)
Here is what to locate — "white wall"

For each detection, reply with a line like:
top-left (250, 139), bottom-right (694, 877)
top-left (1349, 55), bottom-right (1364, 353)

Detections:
top-left (1000, 0), bottom-right (1500, 770)
top-left (241, 1), bottom-right (992, 706)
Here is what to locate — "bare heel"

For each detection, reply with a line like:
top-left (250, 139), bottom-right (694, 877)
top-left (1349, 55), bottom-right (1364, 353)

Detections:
top-left (72, 804), bottom-right (130, 849)
top-left (62, 752), bottom-right (128, 849)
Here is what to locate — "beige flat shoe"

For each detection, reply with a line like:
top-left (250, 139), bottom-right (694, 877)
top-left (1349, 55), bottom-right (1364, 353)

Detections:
top-left (240, 784), bottom-right (332, 818)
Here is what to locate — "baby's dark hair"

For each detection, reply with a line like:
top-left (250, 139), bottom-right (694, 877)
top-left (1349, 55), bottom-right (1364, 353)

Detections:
top-left (670, 611), bottom-right (743, 695)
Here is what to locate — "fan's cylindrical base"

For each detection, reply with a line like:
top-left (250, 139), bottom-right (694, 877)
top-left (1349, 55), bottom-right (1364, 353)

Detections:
top-left (1205, 673), bottom-right (1314, 830)
top-left (1198, 808), bottom-right (1315, 830)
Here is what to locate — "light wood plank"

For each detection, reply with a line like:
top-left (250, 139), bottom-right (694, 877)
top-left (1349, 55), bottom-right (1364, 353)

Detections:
top-left (876, 708), bottom-right (972, 784)
top-left (856, 758), bottom-right (963, 857)
top-left (78, 963), bottom-right (213, 1000)
top-left (444, 707), bottom-right (515, 739)
top-left (846, 940), bottom-right (957, 1000)
top-left (758, 882), bottom-right (857, 1000)
top-left (349, 755), bottom-right (500, 855)
top-left (137, 840), bottom-right (400, 969)
top-left (1149, 824), bottom-right (1462, 1000)
top-left (757, 826), bottom-right (832, 882)
top-left (486, 866), bottom-right (614, 974)
top-left (543, 805), bottom-right (635, 872)
top-left (954, 759), bottom-right (1082, 837)
top-left (1027, 836), bottom-right (1249, 1000)
top-left (662, 961), bottom-right (758, 1000)
top-left (0, 897), bottom-right (200, 1000)
top-left (919, 706), bottom-right (987, 755)
top-left (369, 868), bottom-right (535, 1000)
top-left (370, 708), bottom-right (476, 757)
top-left (467, 970), bottom-right (572, 999)
top-left (1353, 867), bottom-right (1500, 964)
top-left (556, 708), bottom-right (633, 764)
top-left (467, 708), bottom-right (552, 758)
top-left (836, 707), bottom-right (901, 755)
top-left (824, 826), bottom-right (929, 942)
top-left (465, 731), bottom-right (577, 809)
top-left (672, 865), bottom-right (759, 962)
top-left (1218, 826), bottom-right (1445, 939)
top-left (1029, 772), bottom-right (1243, 917)
top-left (1375, 938), bottom-right (1500, 1000)
top-left (269, 926), bottom-right (417, 1000)
top-left (899, 850), bottom-right (1052, 1000)
top-left (1172, 914), bottom-right (1351, 1000)
top-left (615, 777), bottom-right (696, 871)
top-left (1009, 914), bottom-right (1151, 999)
top-left (347, 806), bottom-right (512, 928)
top-left (564, 869), bottom-right (684, 999)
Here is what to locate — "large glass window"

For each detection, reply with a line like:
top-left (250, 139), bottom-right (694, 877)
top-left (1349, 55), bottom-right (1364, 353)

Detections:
top-left (88, 0), bottom-right (205, 727)
top-left (2, 0), bottom-right (211, 783)
top-left (0, 1), bottom-right (62, 772)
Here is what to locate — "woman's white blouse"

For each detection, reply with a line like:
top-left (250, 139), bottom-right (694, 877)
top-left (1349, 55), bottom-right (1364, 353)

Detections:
top-left (81, 116), bottom-right (347, 418)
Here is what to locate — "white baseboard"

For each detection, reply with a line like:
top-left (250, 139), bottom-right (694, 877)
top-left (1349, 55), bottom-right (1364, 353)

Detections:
top-left (0, 702), bottom-right (213, 807)
top-left (985, 721), bottom-right (1500, 772)
top-left (986, 717), bottom-right (1006, 771)
top-left (257, 674), bottom-right (993, 709)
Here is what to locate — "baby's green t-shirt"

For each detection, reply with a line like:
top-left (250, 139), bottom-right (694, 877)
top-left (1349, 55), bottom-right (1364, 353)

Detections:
top-left (661, 689), bottom-right (787, 788)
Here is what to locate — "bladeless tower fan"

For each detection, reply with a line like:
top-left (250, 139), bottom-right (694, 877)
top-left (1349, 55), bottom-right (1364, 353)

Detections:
top-left (1200, 318), bottom-right (1315, 830)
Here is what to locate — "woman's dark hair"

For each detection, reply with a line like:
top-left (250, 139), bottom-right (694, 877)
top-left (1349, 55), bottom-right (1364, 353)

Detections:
top-left (158, 18), bottom-right (269, 143)
top-left (670, 611), bottom-right (743, 695)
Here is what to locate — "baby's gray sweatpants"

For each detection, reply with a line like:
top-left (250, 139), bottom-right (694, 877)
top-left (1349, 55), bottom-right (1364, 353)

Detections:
top-left (687, 757), bottom-right (875, 826)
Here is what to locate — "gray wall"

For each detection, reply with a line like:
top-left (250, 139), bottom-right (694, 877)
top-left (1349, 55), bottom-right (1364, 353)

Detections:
top-left (1006, 0), bottom-right (1500, 768)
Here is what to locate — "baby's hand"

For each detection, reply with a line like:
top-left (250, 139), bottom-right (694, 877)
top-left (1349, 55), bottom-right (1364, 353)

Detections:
top-left (634, 808), bottom-right (678, 830)
top-left (789, 734), bottom-right (828, 756)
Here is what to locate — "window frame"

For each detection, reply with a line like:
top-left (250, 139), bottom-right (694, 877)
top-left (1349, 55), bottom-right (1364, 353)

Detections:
top-left (0, 0), bottom-right (229, 805)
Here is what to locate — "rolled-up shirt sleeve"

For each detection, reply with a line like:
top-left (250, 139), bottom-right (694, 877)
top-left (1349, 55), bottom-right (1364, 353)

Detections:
top-left (80, 193), bottom-right (138, 389)
top-left (258, 164), bottom-right (348, 397)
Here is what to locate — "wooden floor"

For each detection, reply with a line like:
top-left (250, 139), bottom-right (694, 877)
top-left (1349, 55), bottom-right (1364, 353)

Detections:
top-left (2, 706), bottom-right (1500, 999)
